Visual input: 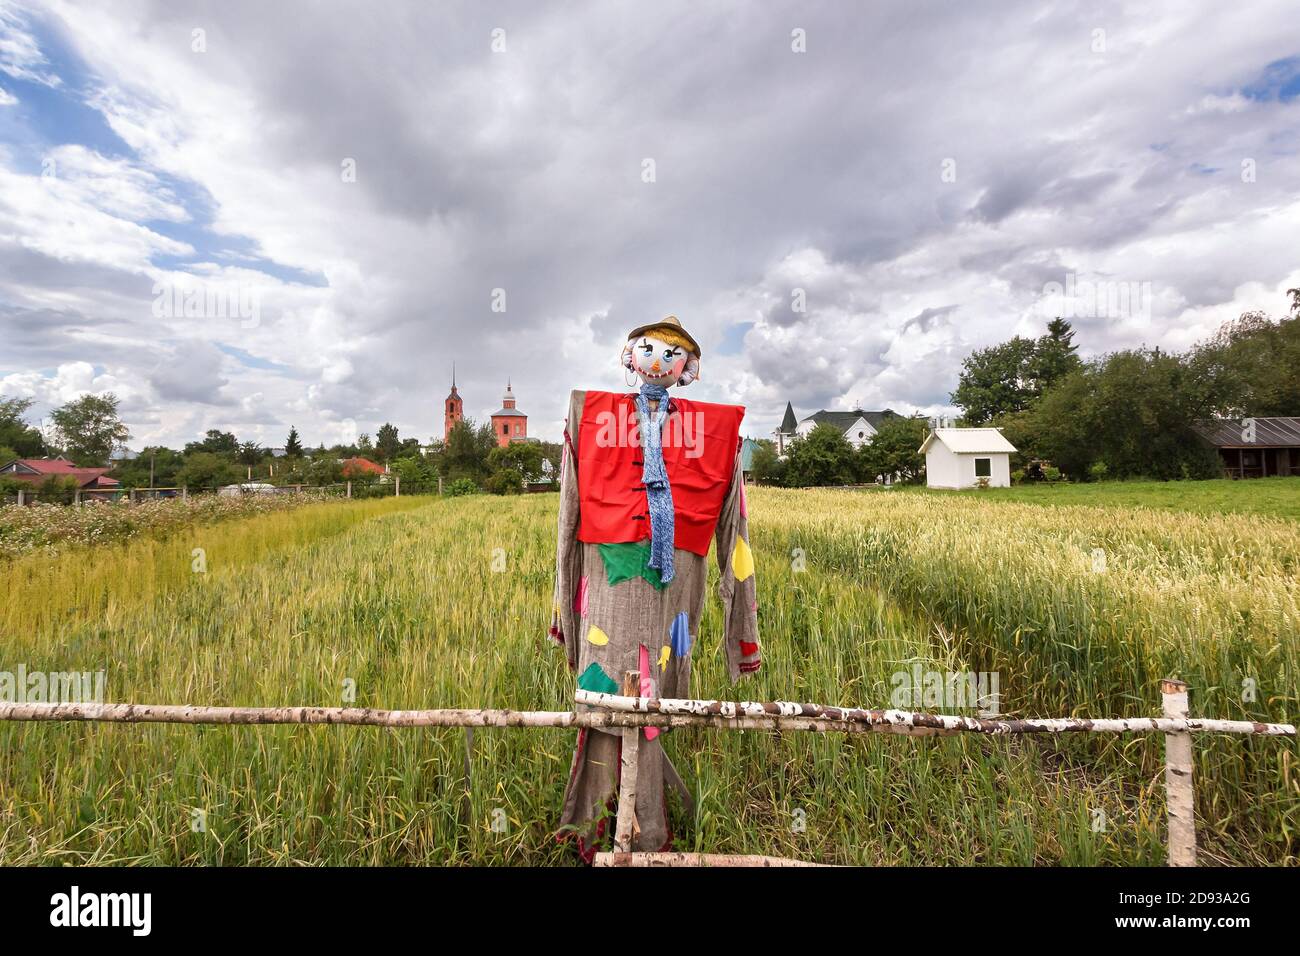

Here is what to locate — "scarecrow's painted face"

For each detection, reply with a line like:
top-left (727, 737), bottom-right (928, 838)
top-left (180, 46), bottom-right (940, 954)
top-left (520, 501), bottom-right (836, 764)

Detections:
top-left (630, 334), bottom-right (688, 387)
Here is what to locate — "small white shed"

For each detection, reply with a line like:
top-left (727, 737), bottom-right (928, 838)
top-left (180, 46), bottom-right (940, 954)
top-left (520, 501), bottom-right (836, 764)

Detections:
top-left (919, 428), bottom-right (1017, 489)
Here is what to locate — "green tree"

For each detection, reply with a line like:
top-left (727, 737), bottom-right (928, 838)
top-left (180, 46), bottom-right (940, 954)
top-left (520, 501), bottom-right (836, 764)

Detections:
top-left (749, 438), bottom-right (787, 485)
top-left (111, 446), bottom-right (184, 488)
top-left (784, 423), bottom-right (856, 487)
top-left (237, 441), bottom-right (264, 466)
top-left (858, 416), bottom-right (928, 484)
top-left (184, 429), bottom-right (239, 456)
top-left (176, 452), bottom-right (243, 489)
top-left (485, 441), bottom-right (544, 493)
top-left (952, 319), bottom-right (1082, 423)
top-left (375, 422), bottom-right (401, 462)
top-left (0, 397), bottom-right (47, 458)
top-left (50, 393), bottom-right (130, 466)
top-left (437, 419), bottom-right (496, 482)
top-left (284, 426), bottom-right (304, 457)
top-left (1191, 308), bottom-right (1300, 417)
top-left (390, 455), bottom-right (433, 487)
top-left (1034, 350), bottom-right (1221, 481)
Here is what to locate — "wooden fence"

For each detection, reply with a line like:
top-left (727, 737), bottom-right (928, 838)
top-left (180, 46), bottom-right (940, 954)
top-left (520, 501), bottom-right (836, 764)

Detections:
top-left (0, 677), bottom-right (1291, 867)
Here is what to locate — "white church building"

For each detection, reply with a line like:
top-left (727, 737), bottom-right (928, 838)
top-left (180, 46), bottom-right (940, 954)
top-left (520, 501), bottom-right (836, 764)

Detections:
top-left (919, 427), bottom-right (1017, 489)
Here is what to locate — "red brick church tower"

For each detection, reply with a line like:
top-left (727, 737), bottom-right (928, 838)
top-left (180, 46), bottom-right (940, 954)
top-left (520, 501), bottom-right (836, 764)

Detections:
top-left (443, 364), bottom-right (463, 442)
top-left (490, 380), bottom-right (527, 448)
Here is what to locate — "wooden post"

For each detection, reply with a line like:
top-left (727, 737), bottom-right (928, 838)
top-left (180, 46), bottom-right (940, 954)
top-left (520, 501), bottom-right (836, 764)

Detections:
top-left (438, 476), bottom-right (443, 495)
top-left (74, 489), bottom-right (81, 506)
top-left (181, 486), bottom-right (188, 501)
top-left (1161, 678), bottom-right (1197, 867)
top-left (613, 669), bottom-right (642, 853)
top-left (346, 481), bottom-right (352, 499)
top-left (395, 475), bottom-right (401, 497)
top-left (16, 488), bottom-right (24, 507)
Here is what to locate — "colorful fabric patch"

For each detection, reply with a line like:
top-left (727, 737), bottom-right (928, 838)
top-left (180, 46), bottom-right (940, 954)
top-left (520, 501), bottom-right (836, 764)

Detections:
top-left (658, 645), bottom-right (671, 670)
top-left (639, 645), bottom-right (659, 741)
top-left (739, 481), bottom-right (748, 518)
top-left (669, 611), bottom-right (693, 658)
top-left (586, 625), bottom-right (609, 646)
top-left (598, 541), bottom-right (667, 591)
top-left (574, 575), bottom-right (589, 616)
top-left (740, 640), bottom-right (759, 657)
top-left (731, 536), bottom-right (755, 582)
top-left (577, 662), bottom-right (618, 695)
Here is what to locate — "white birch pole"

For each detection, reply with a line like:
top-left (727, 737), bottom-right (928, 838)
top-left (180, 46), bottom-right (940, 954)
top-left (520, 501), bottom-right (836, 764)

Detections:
top-left (613, 670), bottom-right (641, 853)
top-left (1, 699), bottom-right (1292, 737)
top-left (1161, 679), bottom-right (1197, 867)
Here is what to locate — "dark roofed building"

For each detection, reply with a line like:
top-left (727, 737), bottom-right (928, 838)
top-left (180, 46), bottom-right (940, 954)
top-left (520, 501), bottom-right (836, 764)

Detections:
top-left (1193, 417), bottom-right (1300, 478)
top-left (773, 403), bottom-right (899, 455)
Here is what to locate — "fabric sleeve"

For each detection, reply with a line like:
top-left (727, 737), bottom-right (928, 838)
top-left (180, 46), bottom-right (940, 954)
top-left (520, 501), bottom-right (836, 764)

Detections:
top-left (714, 440), bottom-right (760, 681)
top-left (549, 390), bottom-right (586, 672)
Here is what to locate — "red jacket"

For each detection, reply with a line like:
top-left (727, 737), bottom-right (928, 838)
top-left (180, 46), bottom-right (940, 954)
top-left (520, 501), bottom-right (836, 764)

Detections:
top-left (575, 391), bottom-right (743, 556)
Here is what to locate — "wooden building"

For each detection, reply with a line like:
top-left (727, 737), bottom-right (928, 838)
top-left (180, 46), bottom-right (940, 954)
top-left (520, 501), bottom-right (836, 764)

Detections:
top-left (1194, 417), bottom-right (1300, 478)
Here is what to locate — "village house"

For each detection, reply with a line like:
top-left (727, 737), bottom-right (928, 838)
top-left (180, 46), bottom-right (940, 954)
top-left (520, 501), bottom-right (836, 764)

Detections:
top-left (339, 457), bottom-right (386, 478)
top-left (773, 402), bottom-right (899, 456)
top-left (0, 457), bottom-right (122, 500)
top-left (1193, 417), bottom-right (1300, 478)
top-left (0, 457), bottom-right (122, 489)
top-left (919, 427), bottom-right (1017, 489)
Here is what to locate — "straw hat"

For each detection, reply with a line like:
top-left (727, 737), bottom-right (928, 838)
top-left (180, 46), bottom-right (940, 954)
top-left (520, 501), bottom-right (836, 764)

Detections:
top-left (625, 315), bottom-right (701, 358)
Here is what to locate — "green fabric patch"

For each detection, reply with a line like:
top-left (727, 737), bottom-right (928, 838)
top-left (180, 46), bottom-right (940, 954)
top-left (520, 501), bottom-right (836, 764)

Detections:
top-left (598, 541), bottom-right (666, 591)
top-left (577, 662), bottom-right (619, 695)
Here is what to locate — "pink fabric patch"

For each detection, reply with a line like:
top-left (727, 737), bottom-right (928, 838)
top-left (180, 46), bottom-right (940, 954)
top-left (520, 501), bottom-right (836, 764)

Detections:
top-left (639, 644), bottom-right (659, 741)
top-left (574, 575), bottom-right (589, 617)
top-left (739, 481), bottom-right (748, 518)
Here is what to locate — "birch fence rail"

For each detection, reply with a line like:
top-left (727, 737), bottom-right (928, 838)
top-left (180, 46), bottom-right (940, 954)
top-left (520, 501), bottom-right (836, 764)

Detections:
top-left (1, 677), bottom-right (1291, 867)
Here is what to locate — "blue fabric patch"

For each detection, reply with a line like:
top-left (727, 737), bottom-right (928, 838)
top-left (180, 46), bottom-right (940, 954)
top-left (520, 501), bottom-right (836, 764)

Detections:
top-left (670, 611), bottom-right (693, 658)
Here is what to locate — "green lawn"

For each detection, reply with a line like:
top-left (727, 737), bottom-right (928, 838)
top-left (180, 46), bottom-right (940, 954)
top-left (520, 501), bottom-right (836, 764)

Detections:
top-left (909, 477), bottom-right (1300, 521)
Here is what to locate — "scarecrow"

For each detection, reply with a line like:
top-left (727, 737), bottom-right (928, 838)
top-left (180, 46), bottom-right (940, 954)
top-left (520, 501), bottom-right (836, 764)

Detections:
top-left (548, 315), bottom-right (761, 860)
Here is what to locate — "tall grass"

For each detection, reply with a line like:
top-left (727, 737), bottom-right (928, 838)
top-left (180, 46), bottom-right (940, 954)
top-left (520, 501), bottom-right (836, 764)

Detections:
top-left (0, 489), bottom-right (1292, 864)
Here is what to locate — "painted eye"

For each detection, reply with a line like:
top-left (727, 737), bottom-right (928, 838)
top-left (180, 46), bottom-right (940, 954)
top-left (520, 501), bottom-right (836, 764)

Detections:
top-left (641, 344), bottom-right (653, 353)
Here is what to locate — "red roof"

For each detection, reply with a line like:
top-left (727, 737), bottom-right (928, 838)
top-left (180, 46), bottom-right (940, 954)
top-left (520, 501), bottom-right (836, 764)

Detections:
top-left (1, 458), bottom-right (120, 488)
top-left (340, 457), bottom-right (385, 476)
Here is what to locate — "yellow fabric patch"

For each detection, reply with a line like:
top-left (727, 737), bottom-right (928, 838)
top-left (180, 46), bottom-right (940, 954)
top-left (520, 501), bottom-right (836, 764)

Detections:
top-left (731, 536), bottom-right (755, 582)
top-left (587, 625), bottom-right (610, 646)
top-left (658, 646), bottom-right (670, 670)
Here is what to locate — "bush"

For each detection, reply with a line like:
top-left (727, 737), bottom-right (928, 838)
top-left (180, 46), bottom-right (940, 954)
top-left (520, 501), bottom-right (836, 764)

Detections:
top-left (445, 478), bottom-right (478, 497)
top-left (485, 468), bottom-right (523, 495)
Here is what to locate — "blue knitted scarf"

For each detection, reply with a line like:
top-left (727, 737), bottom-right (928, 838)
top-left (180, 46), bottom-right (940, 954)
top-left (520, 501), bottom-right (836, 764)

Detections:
top-left (634, 383), bottom-right (675, 584)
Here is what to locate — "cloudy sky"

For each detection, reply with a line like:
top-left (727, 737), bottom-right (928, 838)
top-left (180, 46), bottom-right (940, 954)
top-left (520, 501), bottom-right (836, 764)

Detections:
top-left (1, 0), bottom-right (1298, 449)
